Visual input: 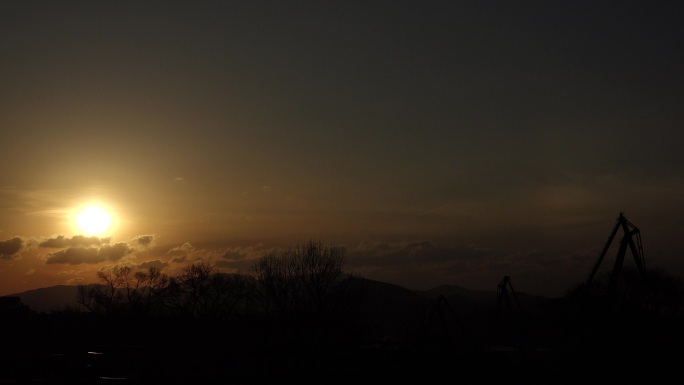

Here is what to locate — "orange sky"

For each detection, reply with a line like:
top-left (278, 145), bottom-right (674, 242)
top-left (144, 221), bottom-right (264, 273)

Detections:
top-left (1, 1), bottom-right (683, 297)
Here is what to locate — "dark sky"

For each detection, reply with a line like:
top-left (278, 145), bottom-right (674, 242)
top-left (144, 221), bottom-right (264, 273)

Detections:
top-left (1, 0), bottom-right (683, 297)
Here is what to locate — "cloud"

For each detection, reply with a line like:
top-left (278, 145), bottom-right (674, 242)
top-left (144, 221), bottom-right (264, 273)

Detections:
top-left (44, 242), bottom-right (133, 265)
top-left (349, 240), bottom-right (462, 267)
top-left (39, 235), bottom-right (109, 248)
top-left (0, 237), bottom-right (23, 260)
top-left (168, 242), bottom-right (195, 256)
top-left (217, 243), bottom-right (276, 273)
top-left (170, 256), bottom-right (188, 264)
top-left (215, 256), bottom-right (254, 272)
top-left (99, 242), bottom-right (133, 261)
top-left (222, 250), bottom-right (245, 260)
top-left (137, 259), bottom-right (168, 271)
top-left (45, 247), bottom-right (101, 265)
top-left (165, 241), bottom-right (228, 269)
top-left (131, 234), bottom-right (156, 248)
top-left (220, 243), bottom-right (272, 260)
top-left (65, 277), bottom-right (84, 285)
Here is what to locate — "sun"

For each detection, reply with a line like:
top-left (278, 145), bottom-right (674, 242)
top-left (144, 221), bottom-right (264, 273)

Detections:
top-left (76, 205), bottom-right (112, 236)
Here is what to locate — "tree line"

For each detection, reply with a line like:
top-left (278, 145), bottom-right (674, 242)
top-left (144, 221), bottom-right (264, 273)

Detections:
top-left (76, 241), bottom-right (367, 323)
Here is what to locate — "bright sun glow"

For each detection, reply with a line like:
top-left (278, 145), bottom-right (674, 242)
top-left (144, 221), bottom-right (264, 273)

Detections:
top-left (76, 206), bottom-right (112, 236)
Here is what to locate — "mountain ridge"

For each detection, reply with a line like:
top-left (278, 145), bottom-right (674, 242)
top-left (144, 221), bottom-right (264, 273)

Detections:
top-left (4, 278), bottom-right (553, 315)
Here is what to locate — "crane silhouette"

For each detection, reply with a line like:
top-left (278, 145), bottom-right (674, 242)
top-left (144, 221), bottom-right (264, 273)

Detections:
top-left (586, 212), bottom-right (645, 291)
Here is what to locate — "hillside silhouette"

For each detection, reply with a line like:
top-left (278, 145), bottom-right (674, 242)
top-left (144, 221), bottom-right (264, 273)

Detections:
top-left (2, 234), bottom-right (684, 384)
top-left (4, 271), bottom-right (683, 384)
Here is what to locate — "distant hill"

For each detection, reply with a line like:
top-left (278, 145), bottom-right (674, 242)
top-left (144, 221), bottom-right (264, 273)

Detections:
top-left (417, 283), bottom-right (553, 315)
top-left (418, 284), bottom-right (497, 301)
top-left (3, 278), bottom-right (551, 318)
top-left (5, 285), bottom-right (87, 314)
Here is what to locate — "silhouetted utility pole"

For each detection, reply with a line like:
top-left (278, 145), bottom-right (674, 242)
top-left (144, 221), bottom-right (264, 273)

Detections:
top-left (497, 276), bottom-right (522, 314)
top-left (586, 213), bottom-right (645, 290)
top-left (423, 294), bottom-right (467, 347)
top-left (497, 275), bottom-right (526, 329)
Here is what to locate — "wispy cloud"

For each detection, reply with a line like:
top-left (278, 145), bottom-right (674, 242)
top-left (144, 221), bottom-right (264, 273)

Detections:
top-left (168, 242), bottom-right (195, 256)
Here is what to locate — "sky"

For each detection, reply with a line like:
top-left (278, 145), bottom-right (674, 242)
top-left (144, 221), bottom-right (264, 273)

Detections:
top-left (1, 0), bottom-right (683, 298)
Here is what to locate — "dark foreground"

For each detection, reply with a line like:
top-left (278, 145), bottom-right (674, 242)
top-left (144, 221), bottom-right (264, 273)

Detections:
top-left (2, 300), bottom-right (682, 385)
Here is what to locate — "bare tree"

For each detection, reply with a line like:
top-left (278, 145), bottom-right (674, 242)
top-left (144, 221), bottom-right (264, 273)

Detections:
top-left (252, 241), bottom-right (345, 319)
top-left (144, 267), bottom-right (172, 309)
top-left (166, 261), bottom-right (214, 318)
top-left (78, 260), bottom-right (254, 321)
top-left (76, 266), bottom-right (129, 315)
top-left (253, 251), bottom-right (302, 317)
top-left (296, 241), bottom-right (344, 313)
top-left (126, 266), bottom-right (171, 315)
top-left (166, 261), bottom-right (253, 320)
top-left (77, 265), bottom-right (171, 316)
